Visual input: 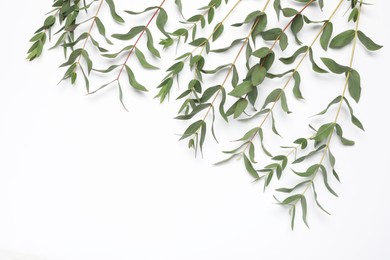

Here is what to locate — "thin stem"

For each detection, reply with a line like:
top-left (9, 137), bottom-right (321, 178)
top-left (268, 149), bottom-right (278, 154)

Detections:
top-left (242, 0), bottom-right (343, 155)
top-left (292, 1), bottom-right (361, 207)
top-left (116, 0), bottom-right (167, 80)
top-left (76, 0), bottom-right (104, 64)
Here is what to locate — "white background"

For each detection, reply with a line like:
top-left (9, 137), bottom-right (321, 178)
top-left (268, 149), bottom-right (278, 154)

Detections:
top-left (1, 0), bottom-right (390, 259)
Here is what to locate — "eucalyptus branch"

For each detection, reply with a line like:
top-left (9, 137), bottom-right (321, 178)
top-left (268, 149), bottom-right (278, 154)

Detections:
top-left (58, 0), bottom-right (125, 92)
top-left (215, 0), bottom-right (336, 192)
top-left (287, 3), bottom-right (362, 226)
top-left (176, 0), bottom-right (271, 156)
top-left (90, 0), bottom-right (168, 110)
top-left (276, 0), bottom-right (382, 229)
top-left (116, 0), bottom-right (167, 80)
top-left (243, 0), bottom-right (343, 156)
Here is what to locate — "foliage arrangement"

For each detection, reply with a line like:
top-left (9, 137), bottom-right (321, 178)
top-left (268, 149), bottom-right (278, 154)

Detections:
top-left (28, 0), bottom-right (382, 229)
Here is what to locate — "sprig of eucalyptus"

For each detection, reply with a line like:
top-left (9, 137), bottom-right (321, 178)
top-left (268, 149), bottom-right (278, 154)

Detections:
top-left (217, 0), bottom-right (333, 186)
top-left (89, 0), bottom-right (169, 109)
top-left (28, 0), bottom-right (382, 229)
top-left (274, 0), bottom-right (382, 229)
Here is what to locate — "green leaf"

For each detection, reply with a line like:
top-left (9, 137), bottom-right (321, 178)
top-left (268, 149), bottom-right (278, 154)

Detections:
top-left (117, 81), bottom-right (128, 111)
top-left (243, 154), bottom-right (259, 179)
top-left (199, 121), bottom-right (207, 154)
top-left (228, 81), bottom-right (253, 97)
top-left (314, 96), bottom-right (342, 116)
top-left (235, 127), bottom-right (259, 142)
top-left (261, 28), bottom-right (282, 41)
top-left (249, 143), bottom-right (256, 163)
top-left (280, 46), bottom-right (308, 65)
top-left (279, 33), bottom-right (288, 51)
top-left (282, 8), bottom-right (298, 17)
top-left (251, 65), bottom-right (267, 86)
top-left (319, 165), bottom-right (338, 197)
top-left (276, 181), bottom-right (311, 193)
top-left (321, 58), bottom-right (350, 74)
top-left (124, 6), bottom-right (159, 15)
top-left (112, 26), bottom-right (145, 40)
top-left (266, 69), bottom-right (294, 79)
top-left (189, 37), bottom-right (207, 47)
top-left (335, 124), bottom-right (355, 146)
top-left (145, 28), bottom-right (160, 58)
top-left (219, 88), bottom-right (228, 122)
top-left (252, 47), bottom-right (271, 58)
top-left (343, 97), bottom-right (365, 130)
top-left (125, 66), bottom-right (148, 92)
top-left (102, 45), bottom-right (133, 58)
top-left (167, 61), bottom-right (184, 75)
top-left (320, 22), bottom-right (333, 51)
top-left (312, 183), bottom-right (330, 215)
top-left (291, 14), bottom-right (304, 44)
top-left (156, 8), bottom-right (169, 37)
top-left (348, 7), bottom-right (359, 22)
top-left (81, 50), bottom-right (93, 74)
top-left (175, 104), bottom-right (210, 120)
top-left (261, 52), bottom-right (275, 71)
top-left (290, 206), bottom-right (296, 230)
top-left (262, 89), bottom-right (289, 113)
top-left (329, 149), bottom-right (336, 168)
top-left (294, 138), bottom-right (308, 149)
top-left (313, 123), bottom-right (335, 142)
top-left (214, 154), bottom-right (240, 166)
top-left (293, 145), bottom-right (326, 164)
top-left (212, 23), bottom-right (224, 42)
top-left (95, 17), bottom-right (113, 45)
top-left (93, 65), bottom-right (120, 73)
top-left (270, 112), bottom-right (281, 137)
top-left (252, 14), bottom-right (268, 40)
top-left (357, 31), bottom-right (382, 51)
top-left (309, 48), bottom-right (328, 73)
top-left (348, 69), bottom-right (361, 103)
top-left (212, 38), bottom-right (245, 53)
top-left (180, 120), bottom-right (204, 140)
top-left (293, 164), bottom-right (320, 178)
top-left (300, 196), bottom-right (309, 228)
top-left (274, 0), bottom-right (281, 19)
top-left (234, 99), bottom-right (248, 119)
top-left (329, 30), bottom-right (355, 49)
top-left (44, 15), bottom-right (56, 28)
top-left (59, 49), bottom-right (82, 67)
top-left (292, 71), bottom-right (303, 100)
top-left (105, 0), bottom-right (125, 23)
top-left (258, 128), bottom-right (273, 157)
top-left (135, 48), bottom-right (159, 69)
top-left (282, 194), bottom-right (302, 205)
top-left (200, 85), bottom-right (220, 103)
